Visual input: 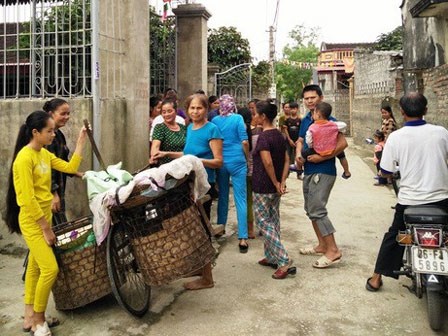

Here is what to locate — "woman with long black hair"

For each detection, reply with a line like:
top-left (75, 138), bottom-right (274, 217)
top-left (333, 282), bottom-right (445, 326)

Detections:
top-left (6, 111), bottom-right (87, 336)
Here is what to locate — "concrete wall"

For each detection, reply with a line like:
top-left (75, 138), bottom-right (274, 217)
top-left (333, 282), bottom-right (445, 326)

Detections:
top-left (351, 50), bottom-right (403, 145)
top-left (401, 0), bottom-right (447, 92)
top-left (402, 0), bottom-right (447, 71)
top-left (121, 1), bottom-right (150, 173)
top-left (0, 98), bottom-right (92, 245)
top-left (96, 0), bottom-right (150, 173)
top-left (334, 90), bottom-right (351, 135)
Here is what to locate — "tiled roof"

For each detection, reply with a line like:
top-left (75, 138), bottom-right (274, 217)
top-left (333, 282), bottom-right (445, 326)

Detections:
top-left (321, 42), bottom-right (377, 51)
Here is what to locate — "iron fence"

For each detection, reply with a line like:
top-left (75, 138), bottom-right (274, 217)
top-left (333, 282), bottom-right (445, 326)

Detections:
top-left (215, 63), bottom-right (252, 108)
top-left (0, 0), bottom-right (92, 98)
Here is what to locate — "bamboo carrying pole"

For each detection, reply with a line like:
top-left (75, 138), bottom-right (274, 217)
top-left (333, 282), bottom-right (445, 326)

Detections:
top-left (83, 119), bottom-right (107, 172)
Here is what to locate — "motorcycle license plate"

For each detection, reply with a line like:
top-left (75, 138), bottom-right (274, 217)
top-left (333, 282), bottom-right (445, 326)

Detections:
top-left (411, 247), bottom-right (448, 275)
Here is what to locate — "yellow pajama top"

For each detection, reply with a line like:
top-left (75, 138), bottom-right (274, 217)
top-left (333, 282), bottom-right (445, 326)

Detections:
top-left (13, 146), bottom-right (82, 222)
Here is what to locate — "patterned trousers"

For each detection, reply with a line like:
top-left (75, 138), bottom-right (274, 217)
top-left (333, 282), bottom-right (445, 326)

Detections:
top-left (253, 192), bottom-right (289, 267)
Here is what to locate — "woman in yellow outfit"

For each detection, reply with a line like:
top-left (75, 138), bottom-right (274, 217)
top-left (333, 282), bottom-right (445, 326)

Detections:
top-left (5, 111), bottom-right (87, 336)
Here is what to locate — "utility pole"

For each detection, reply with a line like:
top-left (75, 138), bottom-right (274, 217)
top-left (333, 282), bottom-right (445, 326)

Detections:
top-left (267, 25), bottom-right (276, 99)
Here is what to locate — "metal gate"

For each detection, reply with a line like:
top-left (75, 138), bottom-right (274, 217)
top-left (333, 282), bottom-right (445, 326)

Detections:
top-left (215, 63), bottom-right (251, 108)
top-left (149, 13), bottom-right (176, 96)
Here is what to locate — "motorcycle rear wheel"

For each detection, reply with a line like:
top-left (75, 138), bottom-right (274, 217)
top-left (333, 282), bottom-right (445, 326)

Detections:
top-left (427, 290), bottom-right (444, 331)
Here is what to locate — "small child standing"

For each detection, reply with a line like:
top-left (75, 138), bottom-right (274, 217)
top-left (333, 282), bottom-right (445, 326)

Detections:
top-left (301, 102), bottom-right (349, 181)
top-left (373, 130), bottom-right (387, 186)
top-left (283, 102), bottom-right (301, 178)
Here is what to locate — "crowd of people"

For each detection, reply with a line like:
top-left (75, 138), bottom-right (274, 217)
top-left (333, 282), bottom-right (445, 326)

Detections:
top-left (145, 85), bottom-right (352, 277)
top-left (6, 82), bottom-right (446, 335)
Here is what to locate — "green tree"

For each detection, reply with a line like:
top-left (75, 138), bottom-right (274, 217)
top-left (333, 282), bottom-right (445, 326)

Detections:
top-left (251, 60), bottom-right (271, 97)
top-left (275, 25), bottom-right (319, 101)
top-left (17, 0), bottom-right (90, 49)
top-left (149, 6), bottom-right (176, 95)
top-left (208, 26), bottom-right (251, 70)
top-left (374, 26), bottom-right (403, 51)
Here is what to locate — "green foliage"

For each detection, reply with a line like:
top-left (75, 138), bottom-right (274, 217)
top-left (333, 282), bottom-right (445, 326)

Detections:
top-left (18, 0), bottom-right (90, 50)
top-left (374, 26), bottom-right (403, 51)
top-left (252, 60), bottom-right (271, 96)
top-left (275, 25), bottom-right (319, 101)
top-left (149, 6), bottom-right (176, 95)
top-left (19, 0), bottom-right (91, 55)
top-left (208, 26), bottom-right (251, 70)
top-left (150, 6), bottom-right (175, 50)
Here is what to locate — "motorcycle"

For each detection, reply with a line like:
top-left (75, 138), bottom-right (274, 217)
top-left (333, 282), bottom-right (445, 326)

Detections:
top-left (396, 205), bottom-right (448, 331)
top-left (391, 164), bottom-right (400, 197)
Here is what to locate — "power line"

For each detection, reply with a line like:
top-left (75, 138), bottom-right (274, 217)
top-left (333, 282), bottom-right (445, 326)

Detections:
top-left (272, 0), bottom-right (280, 31)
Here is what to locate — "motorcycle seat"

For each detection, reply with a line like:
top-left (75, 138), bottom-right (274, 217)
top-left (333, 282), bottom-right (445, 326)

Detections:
top-left (404, 206), bottom-right (448, 225)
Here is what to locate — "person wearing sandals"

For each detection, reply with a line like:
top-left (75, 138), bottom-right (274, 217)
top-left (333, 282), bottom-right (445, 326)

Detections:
top-left (182, 93), bottom-right (223, 290)
top-left (5, 111), bottom-right (88, 336)
top-left (296, 86), bottom-right (351, 180)
top-left (366, 92), bottom-right (448, 292)
top-left (295, 85), bottom-right (347, 268)
top-left (252, 100), bottom-right (295, 279)
top-left (211, 94), bottom-right (250, 253)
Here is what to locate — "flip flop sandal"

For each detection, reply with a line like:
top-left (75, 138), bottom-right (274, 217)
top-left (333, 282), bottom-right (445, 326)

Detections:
top-left (23, 317), bottom-right (60, 333)
top-left (312, 255), bottom-right (342, 269)
top-left (299, 246), bottom-right (323, 255)
top-left (342, 172), bottom-right (351, 179)
top-left (365, 277), bottom-right (383, 292)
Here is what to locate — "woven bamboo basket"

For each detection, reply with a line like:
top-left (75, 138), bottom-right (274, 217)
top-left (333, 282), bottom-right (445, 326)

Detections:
top-left (52, 216), bottom-right (111, 310)
top-left (111, 176), bottom-right (215, 286)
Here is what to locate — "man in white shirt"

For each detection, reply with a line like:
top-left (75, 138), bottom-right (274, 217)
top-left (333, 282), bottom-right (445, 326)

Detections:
top-left (366, 92), bottom-right (448, 292)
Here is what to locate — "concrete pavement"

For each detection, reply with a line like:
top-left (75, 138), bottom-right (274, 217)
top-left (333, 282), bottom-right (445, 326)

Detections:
top-left (0, 140), bottom-right (444, 335)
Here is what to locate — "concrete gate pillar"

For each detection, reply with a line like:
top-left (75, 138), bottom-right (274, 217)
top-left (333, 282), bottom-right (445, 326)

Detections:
top-left (95, 0), bottom-right (150, 173)
top-left (120, 1), bottom-right (150, 172)
top-left (173, 4), bottom-right (211, 102)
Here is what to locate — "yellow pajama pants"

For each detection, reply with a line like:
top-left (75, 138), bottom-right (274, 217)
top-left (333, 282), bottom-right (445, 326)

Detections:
top-left (20, 204), bottom-right (59, 313)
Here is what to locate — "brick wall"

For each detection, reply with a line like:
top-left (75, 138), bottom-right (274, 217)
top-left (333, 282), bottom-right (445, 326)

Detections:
top-left (422, 64), bottom-right (448, 127)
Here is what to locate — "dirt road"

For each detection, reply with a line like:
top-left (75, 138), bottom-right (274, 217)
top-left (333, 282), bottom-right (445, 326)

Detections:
top-left (0, 142), bottom-right (445, 335)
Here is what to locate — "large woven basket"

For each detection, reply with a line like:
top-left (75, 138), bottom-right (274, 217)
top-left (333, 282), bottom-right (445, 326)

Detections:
top-left (52, 216), bottom-right (111, 310)
top-left (111, 177), bottom-right (215, 286)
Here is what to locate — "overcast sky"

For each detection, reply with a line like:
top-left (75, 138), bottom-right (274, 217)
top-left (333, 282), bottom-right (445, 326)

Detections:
top-left (152, 0), bottom-right (403, 62)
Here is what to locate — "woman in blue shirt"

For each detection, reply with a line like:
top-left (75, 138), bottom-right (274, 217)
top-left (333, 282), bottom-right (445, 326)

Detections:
top-left (182, 93), bottom-right (223, 290)
top-left (212, 94), bottom-right (250, 253)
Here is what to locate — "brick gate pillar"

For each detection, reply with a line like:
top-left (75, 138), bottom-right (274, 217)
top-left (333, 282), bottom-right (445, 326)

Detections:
top-left (173, 4), bottom-right (211, 104)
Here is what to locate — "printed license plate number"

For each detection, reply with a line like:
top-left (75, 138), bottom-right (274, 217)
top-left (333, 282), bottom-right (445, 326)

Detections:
top-left (411, 247), bottom-right (448, 275)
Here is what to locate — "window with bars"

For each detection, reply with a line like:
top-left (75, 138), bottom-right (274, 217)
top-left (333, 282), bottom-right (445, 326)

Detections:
top-left (0, 0), bottom-right (92, 99)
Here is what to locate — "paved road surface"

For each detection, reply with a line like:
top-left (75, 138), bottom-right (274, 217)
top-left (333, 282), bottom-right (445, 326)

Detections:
top-left (0, 141), bottom-right (445, 335)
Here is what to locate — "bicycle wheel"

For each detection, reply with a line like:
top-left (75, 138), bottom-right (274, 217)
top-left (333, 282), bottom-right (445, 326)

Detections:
top-left (106, 223), bottom-right (150, 317)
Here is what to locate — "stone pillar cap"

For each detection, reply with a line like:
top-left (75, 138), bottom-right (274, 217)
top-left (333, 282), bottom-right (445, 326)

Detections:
top-left (173, 3), bottom-right (212, 20)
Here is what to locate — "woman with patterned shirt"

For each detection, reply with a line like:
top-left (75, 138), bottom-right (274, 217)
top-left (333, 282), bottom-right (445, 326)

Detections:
top-left (380, 105), bottom-right (397, 141)
top-left (150, 99), bottom-right (187, 165)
